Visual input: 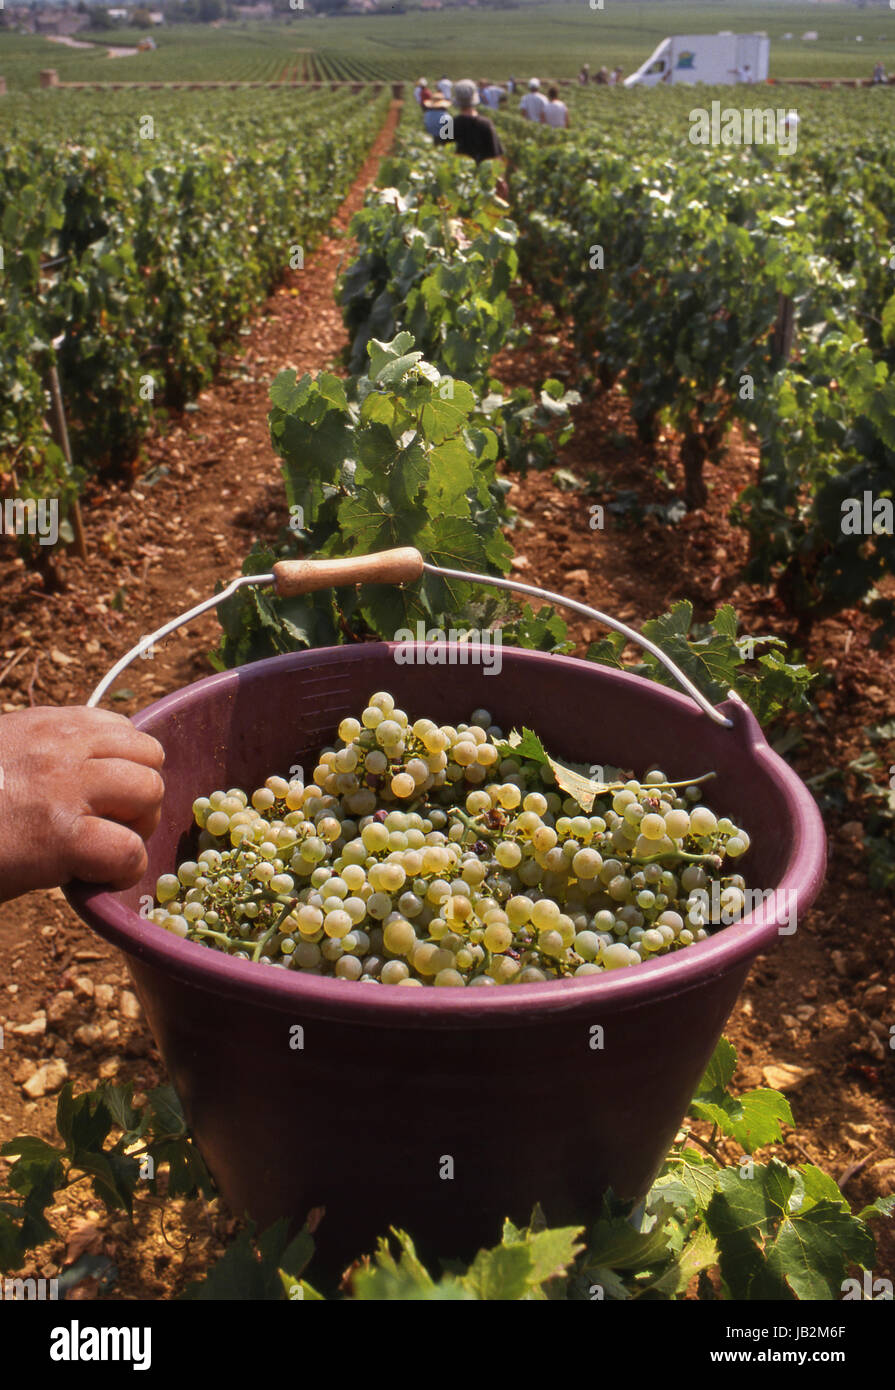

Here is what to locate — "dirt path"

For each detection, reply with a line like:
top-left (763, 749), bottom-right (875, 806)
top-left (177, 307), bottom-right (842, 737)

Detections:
top-left (0, 100), bottom-right (402, 1300)
top-left (45, 35), bottom-right (98, 51)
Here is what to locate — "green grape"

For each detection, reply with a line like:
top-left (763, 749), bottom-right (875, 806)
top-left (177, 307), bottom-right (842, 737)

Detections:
top-left (538, 929), bottom-right (564, 958)
top-left (156, 693), bottom-right (747, 986)
top-left (483, 922), bottom-right (513, 953)
top-left (572, 848), bottom-right (601, 879)
top-left (689, 806), bottom-right (717, 835)
top-left (156, 874), bottom-right (180, 904)
top-left (574, 930), bottom-right (600, 961)
top-left (495, 840), bottom-right (522, 869)
top-left (531, 898), bottom-right (560, 930)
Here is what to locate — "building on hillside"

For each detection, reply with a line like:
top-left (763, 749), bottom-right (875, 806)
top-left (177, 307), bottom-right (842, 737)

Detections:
top-left (234, 2), bottom-right (274, 15)
top-left (147, 10), bottom-right (165, 23)
top-left (107, 9), bottom-right (130, 20)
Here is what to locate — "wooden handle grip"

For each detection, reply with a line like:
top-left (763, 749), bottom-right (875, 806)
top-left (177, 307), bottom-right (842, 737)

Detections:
top-left (273, 548), bottom-right (424, 597)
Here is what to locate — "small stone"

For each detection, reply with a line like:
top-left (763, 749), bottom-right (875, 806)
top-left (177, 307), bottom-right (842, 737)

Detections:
top-left (762, 1063), bottom-right (814, 1092)
top-left (13, 1059), bottom-right (35, 1085)
top-left (101, 1019), bottom-right (120, 1045)
top-left (819, 1002), bottom-right (849, 1029)
top-left (830, 951), bottom-right (848, 978)
top-left (98, 1058), bottom-right (120, 1080)
top-left (795, 1005), bottom-right (816, 1021)
top-left (801, 984), bottom-right (818, 1000)
top-left (49, 648), bottom-right (75, 666)
top-left (7, 984), bottom-right (18, 995)
top-left (73, 1024), bottom-right (102, 1048)
top-left (847, 1122), bottom-right (875, 1137)
top-left (867, 1034), bottom-right (886, 1061)
top-left (11, 1012), bottom-right (47, 1038)
top-left (119, 991), bottom-right (142, 1022)
top-left (46, 991), bottom-right (76, 1027)
top-left (94, 984), bottom-right (116, 1010)
top-left (863, 984), bottom-right (887, 1016)
top-left (869, 1159), bottom-right (895, 1196)
top-left (72, 975), bottom-right (95, 999)
top-left (781, 1013), bottom-right (799, 1029)
top-left (85, 640), bottom-right (101, 656)
top-left (510, 555), bottom-right (530, 571)
top-left (739, 998), bottom-right (754, 1017)
top-left (839, 821), bottom-right (865, 843)
top-left (22, 1059), bottom-right (68, 1099)
top-left (565, 568), bottom-right (590, 586)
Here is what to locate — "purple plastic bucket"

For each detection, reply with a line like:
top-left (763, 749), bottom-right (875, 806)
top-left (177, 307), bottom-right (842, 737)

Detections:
top-left (66, 643), bottom-right (825, 1272)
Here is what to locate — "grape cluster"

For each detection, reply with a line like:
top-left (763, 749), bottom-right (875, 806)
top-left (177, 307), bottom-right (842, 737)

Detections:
top-left (151, 692), bottom-right (751, 987)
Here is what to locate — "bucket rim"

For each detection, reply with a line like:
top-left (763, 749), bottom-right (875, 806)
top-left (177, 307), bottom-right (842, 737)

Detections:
top-left (64, 643), bottom-right (826, 1023)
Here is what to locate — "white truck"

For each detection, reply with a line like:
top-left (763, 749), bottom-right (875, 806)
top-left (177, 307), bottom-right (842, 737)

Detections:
top-left (623, 34), bottom-right (770, 88)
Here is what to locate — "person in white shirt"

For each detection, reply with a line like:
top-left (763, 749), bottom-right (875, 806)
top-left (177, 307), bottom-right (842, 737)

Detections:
top-left (543, 86), bottom-right (569, 129)
top-left (414, 77), bottom-right (429, 106)
top-left (481, 82), bottom-right (505, 109)
top-left (437, 75), bottom-right (452, 99)
top-left (519, 78), bottom-right (547, 122)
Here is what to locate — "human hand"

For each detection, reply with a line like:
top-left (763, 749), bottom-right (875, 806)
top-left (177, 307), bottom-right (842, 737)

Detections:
top-left (0, 706), bottom-right (165, 903)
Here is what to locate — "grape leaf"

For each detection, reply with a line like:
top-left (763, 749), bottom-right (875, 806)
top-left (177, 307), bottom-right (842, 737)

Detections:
top-left (695, 1035), bottom-right (737, 1094)
top-left (655, 1148), bottom-right (721, 1211)
top-left (642, 1227), bottom-right (718, 1298)
top-left (524, 1226), bottom-right (586, 1284)
top-left (463, 1242), bottom-right (533, 1300)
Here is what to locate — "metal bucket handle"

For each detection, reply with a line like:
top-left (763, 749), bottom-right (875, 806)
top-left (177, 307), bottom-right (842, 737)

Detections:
top-left (87, 547), bottom-right (735, 728)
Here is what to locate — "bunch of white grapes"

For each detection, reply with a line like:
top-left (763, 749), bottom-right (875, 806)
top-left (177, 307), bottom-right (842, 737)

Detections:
top-left (150, 691), bottom-right (751, 987)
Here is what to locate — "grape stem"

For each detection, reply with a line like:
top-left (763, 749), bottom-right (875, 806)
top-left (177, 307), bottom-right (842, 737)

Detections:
top-left (450, 807), bottom-right (497, 842)
top-left (251, 897), bottom-right (299, 962)
top-left (631, 850), bottom-right (723, 867)
top-left (192, 928), bottom-right (242, 949)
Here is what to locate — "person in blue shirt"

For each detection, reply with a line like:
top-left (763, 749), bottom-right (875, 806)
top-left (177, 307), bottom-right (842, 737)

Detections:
top-left (422, 96), bottom-right (453, 145)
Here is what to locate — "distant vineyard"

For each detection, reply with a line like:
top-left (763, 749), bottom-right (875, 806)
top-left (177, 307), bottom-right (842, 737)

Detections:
top-left (0, 29), bottom-right (401, 89)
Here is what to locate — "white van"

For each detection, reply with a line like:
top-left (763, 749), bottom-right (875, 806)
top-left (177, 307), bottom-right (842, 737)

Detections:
top-left (624, 34), bottom-right (771, 88)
